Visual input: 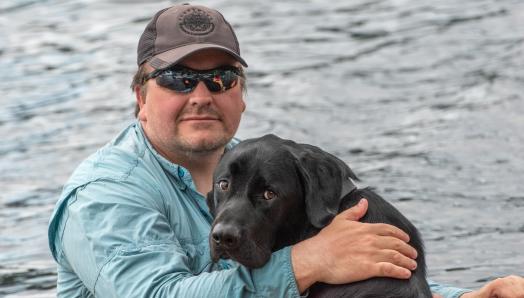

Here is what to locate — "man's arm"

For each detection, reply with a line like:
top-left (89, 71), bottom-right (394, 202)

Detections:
top-left (429, 280), bottom-right (472, 298)
top-left (57, 180), bottom-right (302, 298)
top-left (56, 180), bottom-right (476, 297)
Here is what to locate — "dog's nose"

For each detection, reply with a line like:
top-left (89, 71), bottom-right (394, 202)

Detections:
top-left (211, 223), bottom-right (241, 249)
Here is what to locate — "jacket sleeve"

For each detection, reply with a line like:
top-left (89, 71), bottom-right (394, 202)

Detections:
top-left (58, 179), bottom-right (302, 298)
top-left (428, 279), bottom-right (472, 298)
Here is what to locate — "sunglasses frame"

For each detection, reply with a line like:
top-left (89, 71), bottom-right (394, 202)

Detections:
top-left (144, 65), bottom-right (243, 93)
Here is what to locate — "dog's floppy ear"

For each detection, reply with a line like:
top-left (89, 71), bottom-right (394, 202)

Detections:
top-left (285, 142), bottom-right (358, 228)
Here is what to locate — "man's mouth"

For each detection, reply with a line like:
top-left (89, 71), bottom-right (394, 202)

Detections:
top-left (181, 115), bottom-right (220, 121)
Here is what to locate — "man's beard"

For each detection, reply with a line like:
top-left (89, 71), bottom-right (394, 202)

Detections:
top-left (170, 130), bottom-right (230, 157)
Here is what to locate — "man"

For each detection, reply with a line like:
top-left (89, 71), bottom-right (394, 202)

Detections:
top-left (48, 3), bottom-right (524, 297)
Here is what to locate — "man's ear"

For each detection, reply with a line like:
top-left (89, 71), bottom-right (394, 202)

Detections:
top-left (135, 85), bottom-right (147, 121)
top-left (286, 142), bottom-right (358, 228)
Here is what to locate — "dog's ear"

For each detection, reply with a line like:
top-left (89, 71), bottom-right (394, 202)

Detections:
top-left (286, 142), bottom-right (358, 228)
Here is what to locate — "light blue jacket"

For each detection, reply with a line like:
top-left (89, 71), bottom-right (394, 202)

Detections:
top-left (48, 121), bottom-right (470, 297)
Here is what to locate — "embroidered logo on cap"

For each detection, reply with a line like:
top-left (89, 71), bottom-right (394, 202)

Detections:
top-left (179, 8), bottom-right (215, 35)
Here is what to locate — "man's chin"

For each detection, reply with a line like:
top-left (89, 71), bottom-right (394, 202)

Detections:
top-left (174, 133), bottom-right (231, 154)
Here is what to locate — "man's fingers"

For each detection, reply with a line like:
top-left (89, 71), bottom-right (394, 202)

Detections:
top-left (371, 223), bottom-right (411, 243)
top-left (378, 249), bottom-right (418, 271)
top-left (377, 236), bottom-right (418, 259)
top-left (375, 262), bottom-right (412, 279)
top-left (339, 198), bottom-right (368, 221)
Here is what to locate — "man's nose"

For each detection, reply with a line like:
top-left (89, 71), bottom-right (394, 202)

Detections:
top-left (188, 81), bottom-right (213, 106)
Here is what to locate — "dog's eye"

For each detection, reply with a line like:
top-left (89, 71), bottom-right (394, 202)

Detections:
top-left (218, 180), bottom-right (229, 191)
top-left (263, 190), bottom-right (277, 200)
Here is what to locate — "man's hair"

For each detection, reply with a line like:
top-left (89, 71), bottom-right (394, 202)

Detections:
top-left (130, 64), bottom-right (247, 118)
top-left (131, 64), bottom-right (150, 117)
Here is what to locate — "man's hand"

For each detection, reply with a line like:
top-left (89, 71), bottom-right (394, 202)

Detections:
top-left (460, 275), bottom-right (524, 298)
top-left (291, 198), bottom-right (418, 293)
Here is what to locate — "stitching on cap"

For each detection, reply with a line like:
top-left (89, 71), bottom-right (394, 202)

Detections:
top-left (178, 8), bottom-right (215, 36)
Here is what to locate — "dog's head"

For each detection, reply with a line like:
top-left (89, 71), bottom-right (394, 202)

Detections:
top-left (207, 134), bottom-right (357, 268)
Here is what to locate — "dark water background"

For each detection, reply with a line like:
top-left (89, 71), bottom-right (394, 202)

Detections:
top-left (1, 0), bottom-right (523, 296)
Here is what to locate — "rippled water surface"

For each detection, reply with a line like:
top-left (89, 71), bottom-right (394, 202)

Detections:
top-left (1, 0), bottom-right (523, 296)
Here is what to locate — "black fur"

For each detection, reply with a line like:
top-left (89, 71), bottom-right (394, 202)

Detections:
top-left (207, 134), bottom-right (432, 298)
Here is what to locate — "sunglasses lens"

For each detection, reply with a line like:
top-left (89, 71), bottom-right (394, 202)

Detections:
top-left (156, 75), bottom-right (198, 93)
top-left (153, 67), bottom-right (239, 93)
top-left (222, 70), bottom-right (239, 89)
top-left (203, 70), bottom-right (239, 92)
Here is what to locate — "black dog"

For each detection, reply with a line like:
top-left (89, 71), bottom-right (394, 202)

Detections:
top-left (207, 134), bottom-right (432, 298)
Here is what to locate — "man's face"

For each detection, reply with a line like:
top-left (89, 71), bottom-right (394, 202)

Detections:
top-left (137, 49), bottom-right (245, 160)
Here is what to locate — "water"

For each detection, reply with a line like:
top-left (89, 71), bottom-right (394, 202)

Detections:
top-left (1, 0), bottom-right (523, 296)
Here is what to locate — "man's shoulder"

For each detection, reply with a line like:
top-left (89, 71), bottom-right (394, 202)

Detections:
top-left (49, 123), bottom-right (167, 261)
top-left (65, 122), bottom-right (156, 191)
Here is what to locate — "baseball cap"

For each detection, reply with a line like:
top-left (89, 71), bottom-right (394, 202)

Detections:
top-left (137, 3), bottom-right (248, 69)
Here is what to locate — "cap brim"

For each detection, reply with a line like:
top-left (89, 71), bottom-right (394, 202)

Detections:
top-left (148, 43), bottom-right (248, 69)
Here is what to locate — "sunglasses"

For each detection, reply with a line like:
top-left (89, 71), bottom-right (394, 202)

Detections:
top-left (145, 65), bottom-right (242, 93)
